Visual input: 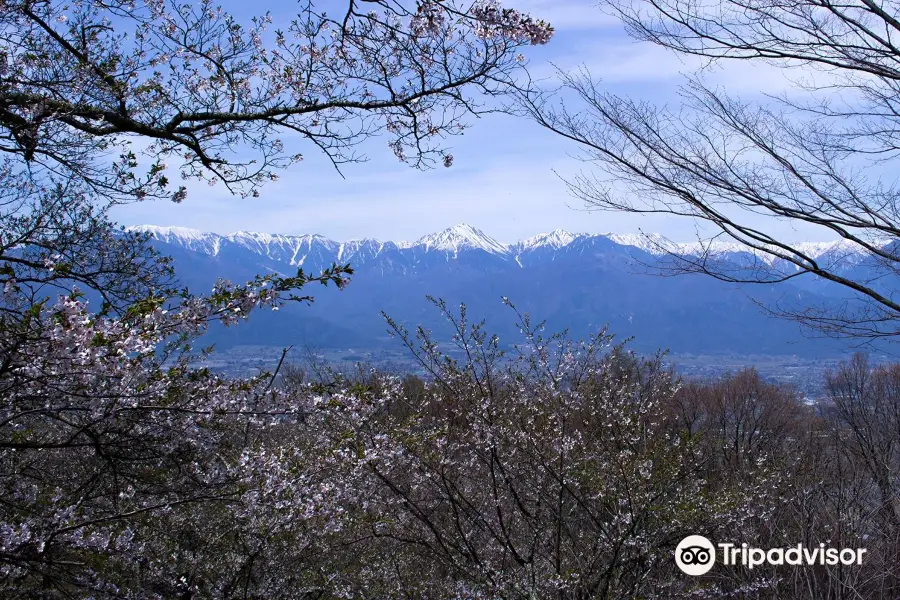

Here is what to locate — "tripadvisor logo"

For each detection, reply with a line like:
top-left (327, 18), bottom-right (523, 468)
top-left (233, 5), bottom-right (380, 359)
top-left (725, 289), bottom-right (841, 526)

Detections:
top-left (675, 535), bottom-right (868, 576)
top-left (675, 535), bottom-right (716, 576)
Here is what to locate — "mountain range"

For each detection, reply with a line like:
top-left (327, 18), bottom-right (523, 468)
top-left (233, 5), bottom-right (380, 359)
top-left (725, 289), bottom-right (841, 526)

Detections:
top-left (130, 224), bottom-right (886, 357)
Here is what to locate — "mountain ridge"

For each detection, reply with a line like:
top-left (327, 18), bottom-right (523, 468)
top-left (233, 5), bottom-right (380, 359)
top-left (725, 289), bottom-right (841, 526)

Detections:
top-left (123, 222), bottom-right (892, 358)
top-left (129, 224), bottom-right (873, 266)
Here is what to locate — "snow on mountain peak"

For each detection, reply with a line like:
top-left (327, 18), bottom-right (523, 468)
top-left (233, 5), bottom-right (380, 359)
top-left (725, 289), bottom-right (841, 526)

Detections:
top-left (607, 233), bottom-right (875, 265)
top-left (128, 224), bottom-right (879, 269)
top-left (128, 225), bottom-right (209, 240)
top-left (415, 224), bottom-right (509, 255)
top-left (127, 225), bottom-right (223, 254)
top-left (520, 229), bottom-right (581, 250)
top-left (606, 233), bottom-right (677, 254)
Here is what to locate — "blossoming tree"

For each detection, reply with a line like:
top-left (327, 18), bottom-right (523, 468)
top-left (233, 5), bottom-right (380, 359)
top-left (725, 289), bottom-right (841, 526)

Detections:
top-left (0, 0), bottom-right (553, 596)
top-left (269, 300), bottom-right (787, 598)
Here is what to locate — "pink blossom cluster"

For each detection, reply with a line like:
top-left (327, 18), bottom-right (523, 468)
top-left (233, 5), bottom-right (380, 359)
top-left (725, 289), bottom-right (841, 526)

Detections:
top-left (1, 0), bottom-right (553, 199)
top-left (0, 259), bottom-right (353, 595)
top-left (471, 0), bottom-right (554, 45)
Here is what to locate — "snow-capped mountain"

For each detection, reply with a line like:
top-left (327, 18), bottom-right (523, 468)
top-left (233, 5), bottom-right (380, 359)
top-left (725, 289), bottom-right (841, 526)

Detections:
top-left (606, 232), bottom-right (878, 266)
top-left (606, 233), bottom-right (675, 255)
top-left (130, 224), bottom-right (876, 272)
top-left (126, 223), bottom-right (889, 357)
top-left (225, 231), bottom-right (337, 266)
top-left (518, 229), bottom-right (583, 250)
top-left (414, 224), bottom-right (508, 256)
top-left (135, 225), bottom-right (223, 255)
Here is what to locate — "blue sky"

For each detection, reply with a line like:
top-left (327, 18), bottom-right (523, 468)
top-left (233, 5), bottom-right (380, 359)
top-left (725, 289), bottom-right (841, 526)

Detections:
top-left (111, 0), bottom-right (833, 244)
